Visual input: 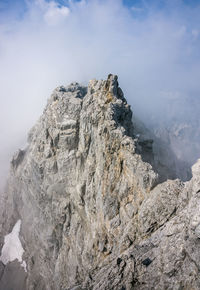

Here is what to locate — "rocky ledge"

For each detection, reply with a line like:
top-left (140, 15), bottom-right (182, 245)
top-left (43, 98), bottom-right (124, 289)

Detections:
top-left (1, 75), bottom-right (200, 289)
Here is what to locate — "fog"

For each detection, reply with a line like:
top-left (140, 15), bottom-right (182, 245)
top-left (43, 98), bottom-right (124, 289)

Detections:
top-left (0, 0), bottom-right (200, 189)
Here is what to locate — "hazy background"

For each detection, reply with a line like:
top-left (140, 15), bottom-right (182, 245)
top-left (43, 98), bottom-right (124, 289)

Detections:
top-left (1, 0), bottom-right (200, 189)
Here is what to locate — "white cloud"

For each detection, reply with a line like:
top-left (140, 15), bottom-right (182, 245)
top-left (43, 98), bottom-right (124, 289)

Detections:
top-left (43, 1), bottom-right (70, 26)
top-left (131, 6), bottom-right (144, 12)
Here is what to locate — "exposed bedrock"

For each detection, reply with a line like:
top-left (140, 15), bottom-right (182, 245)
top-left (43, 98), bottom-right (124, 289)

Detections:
top-left (1, 75), bottom-right (200, 289)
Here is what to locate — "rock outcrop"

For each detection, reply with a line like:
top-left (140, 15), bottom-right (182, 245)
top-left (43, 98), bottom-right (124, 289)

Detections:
top-left (1, 75), bottom-right (200, 289)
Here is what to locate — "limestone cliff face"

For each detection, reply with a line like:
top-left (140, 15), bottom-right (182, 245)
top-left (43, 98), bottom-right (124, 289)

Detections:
top-left (1, 75), bottom-right (200, 290)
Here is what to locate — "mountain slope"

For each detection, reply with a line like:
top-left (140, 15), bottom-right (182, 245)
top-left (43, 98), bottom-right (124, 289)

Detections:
top-left (1, 75), bottom-right (200, 289)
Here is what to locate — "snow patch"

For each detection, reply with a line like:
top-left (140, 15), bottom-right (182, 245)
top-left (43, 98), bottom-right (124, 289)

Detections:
top-left (0, 220), bottom-right (27, 272)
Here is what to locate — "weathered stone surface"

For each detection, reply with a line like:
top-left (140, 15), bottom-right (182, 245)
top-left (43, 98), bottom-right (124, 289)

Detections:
top-left (1, 75), bottom-right (200, 289)
top-left (0, 260), bottom-right (27, 290)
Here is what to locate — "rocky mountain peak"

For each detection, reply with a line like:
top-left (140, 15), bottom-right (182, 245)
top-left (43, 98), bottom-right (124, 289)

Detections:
top-left (1, 75), bottom-right (200, 289)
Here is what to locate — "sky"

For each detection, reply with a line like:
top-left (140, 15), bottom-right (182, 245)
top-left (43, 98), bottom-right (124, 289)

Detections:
top-left (0, 0), bottom-right (200, 188)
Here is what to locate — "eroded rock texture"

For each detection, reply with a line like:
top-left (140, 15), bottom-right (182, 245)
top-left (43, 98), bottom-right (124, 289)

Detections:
top-left (1, 75), bottom-right (200, 289)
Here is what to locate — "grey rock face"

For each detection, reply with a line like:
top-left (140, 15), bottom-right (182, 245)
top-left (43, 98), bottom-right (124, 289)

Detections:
top-left (0, 260), bottom-right (27, 290)
top-left (1, 75), bottom-right (200, 289)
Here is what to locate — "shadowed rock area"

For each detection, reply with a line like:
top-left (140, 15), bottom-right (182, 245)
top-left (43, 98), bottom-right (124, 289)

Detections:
top-left (1, 75), bottom-right (200, 289)
top-left (0, 260), bottom-right (27, 290)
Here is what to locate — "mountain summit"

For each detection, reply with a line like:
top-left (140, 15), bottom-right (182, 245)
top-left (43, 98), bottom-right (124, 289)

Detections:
top-left (1, 75), bottom-right (200, 289)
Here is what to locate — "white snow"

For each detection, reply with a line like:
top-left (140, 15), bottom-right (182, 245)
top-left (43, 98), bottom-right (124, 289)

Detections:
top-left (0, 219), bottom-right (27, 272)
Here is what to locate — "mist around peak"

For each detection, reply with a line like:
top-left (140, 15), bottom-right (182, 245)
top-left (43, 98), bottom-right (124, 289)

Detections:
top-left (0, 0), bottom-right (200, 189)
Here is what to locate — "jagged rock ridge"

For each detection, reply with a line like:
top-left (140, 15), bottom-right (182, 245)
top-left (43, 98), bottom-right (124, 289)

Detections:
top-left (1, 75), bottom-right (200, 289)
